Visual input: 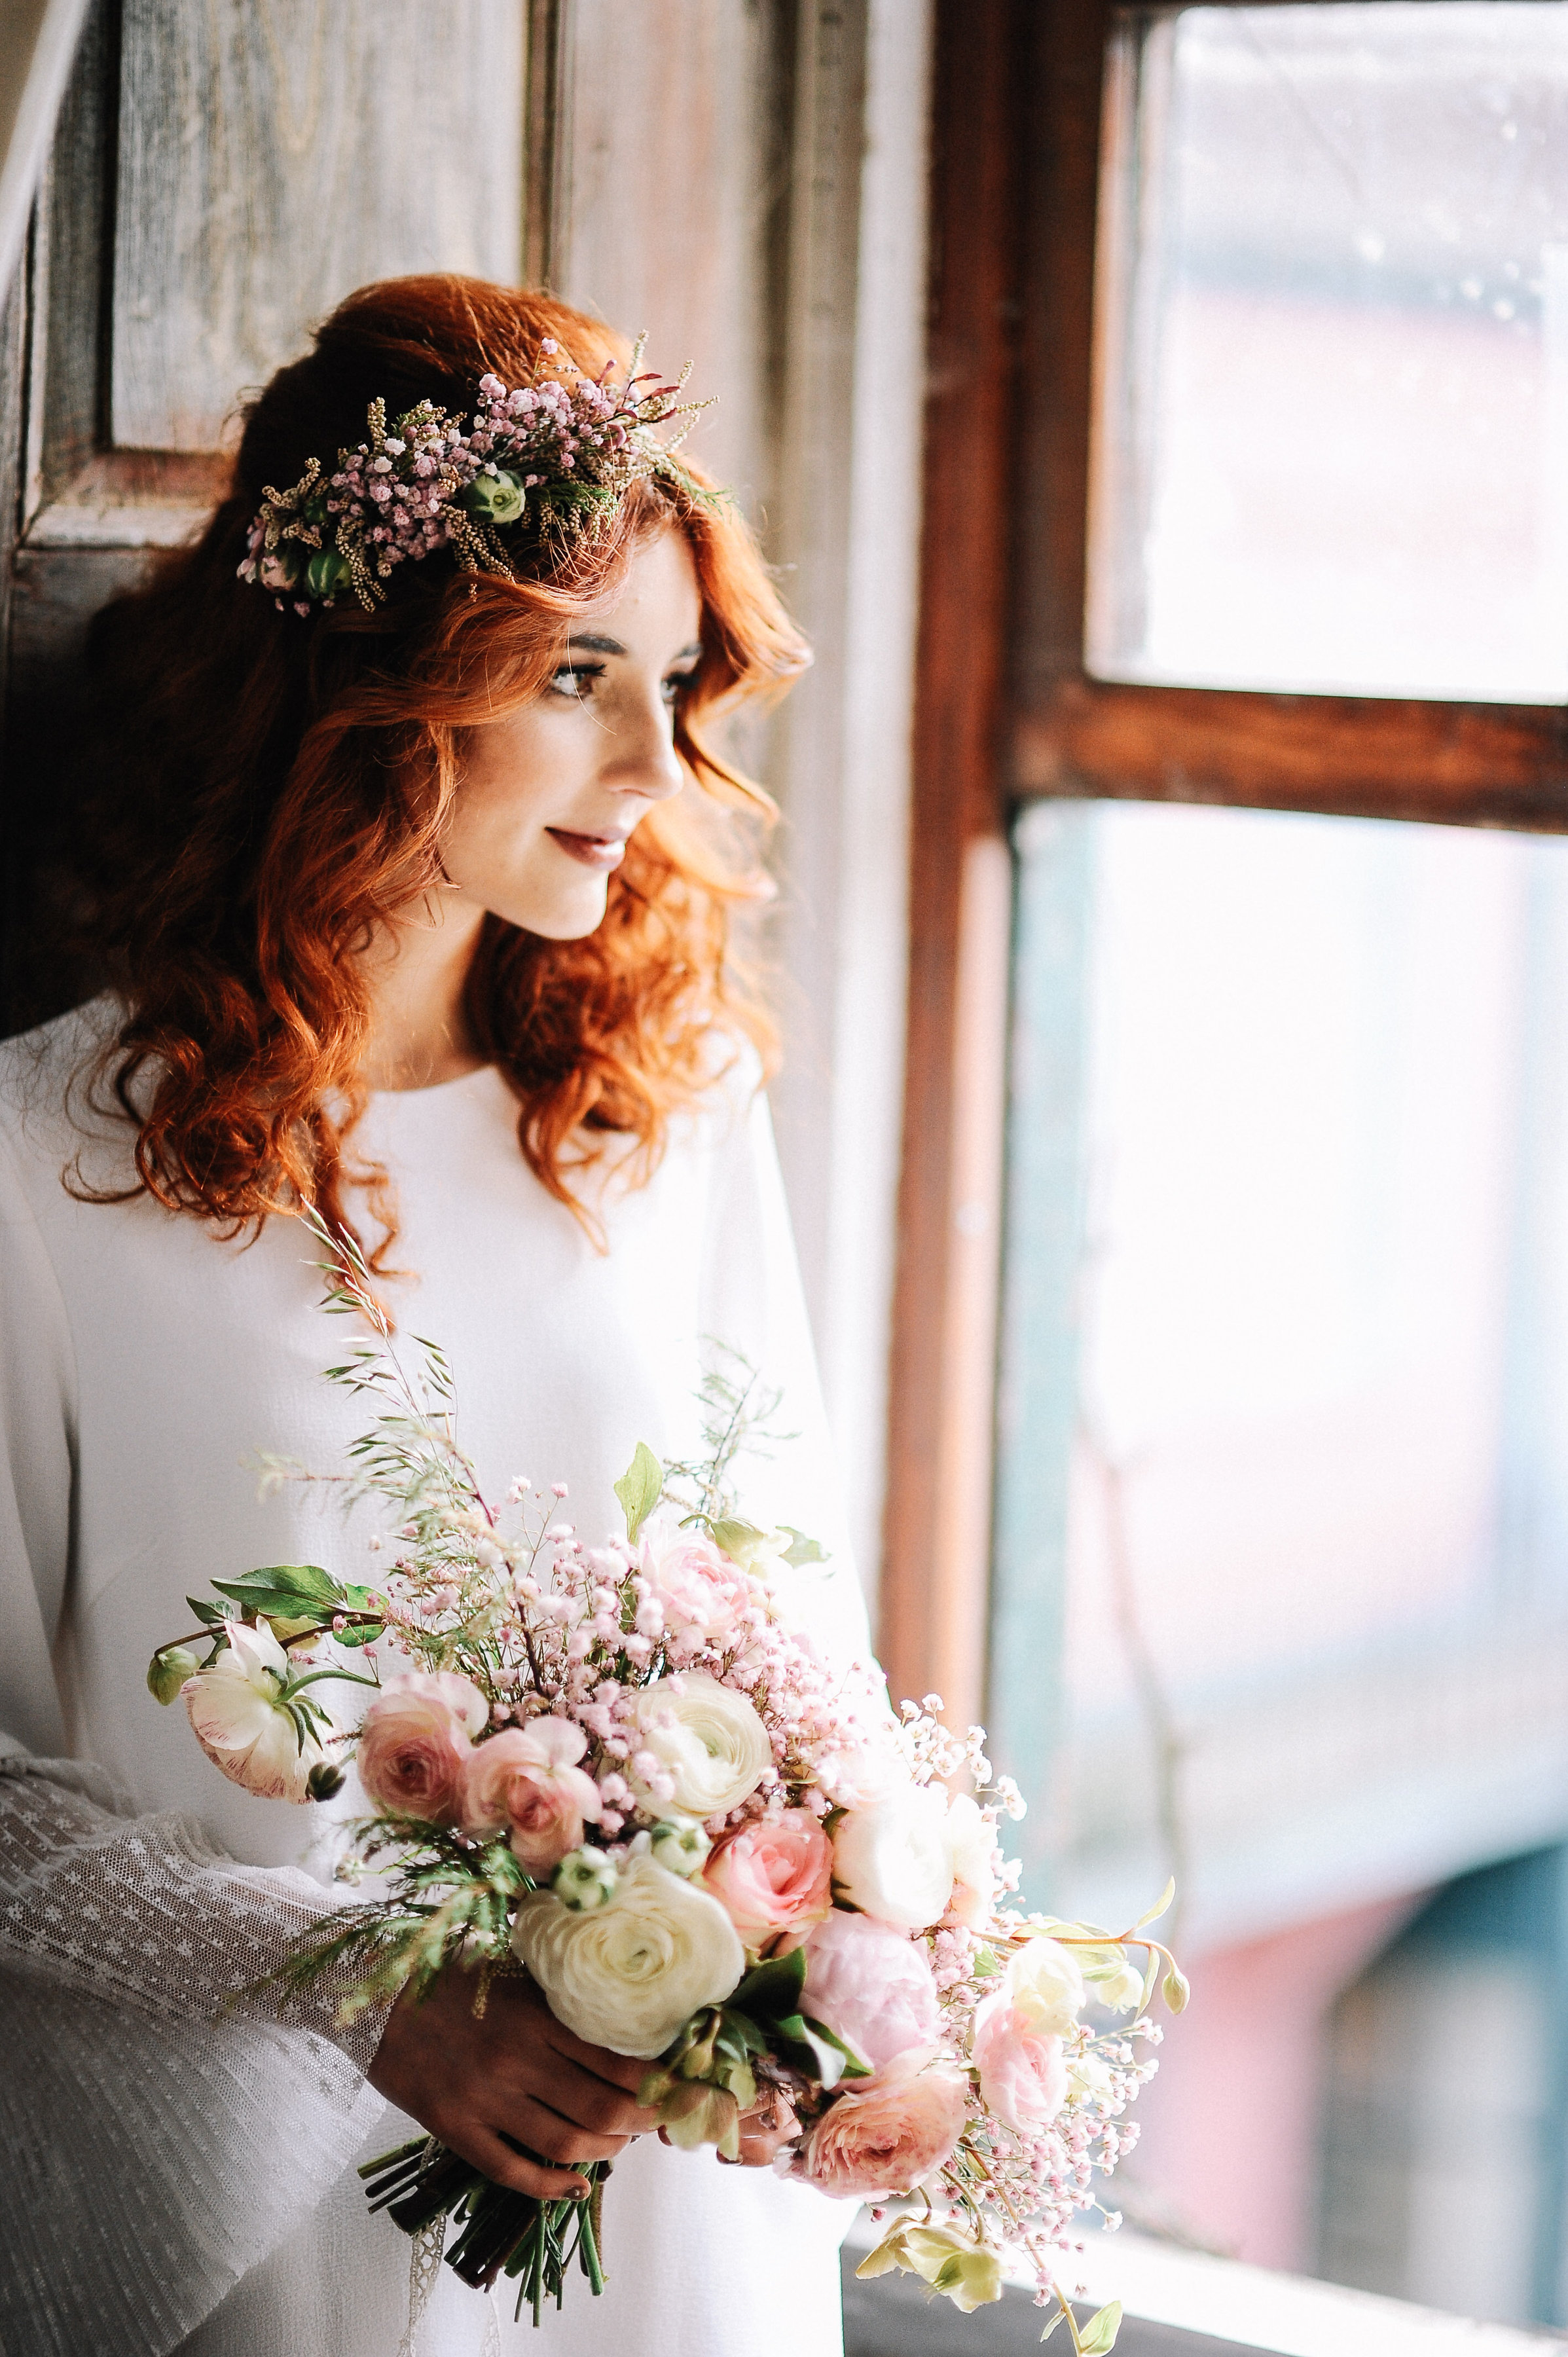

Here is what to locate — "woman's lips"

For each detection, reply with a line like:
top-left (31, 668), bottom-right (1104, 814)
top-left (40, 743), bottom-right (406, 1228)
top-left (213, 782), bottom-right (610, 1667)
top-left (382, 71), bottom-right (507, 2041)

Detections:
top-left (545, 828), bottom-right (628, 871)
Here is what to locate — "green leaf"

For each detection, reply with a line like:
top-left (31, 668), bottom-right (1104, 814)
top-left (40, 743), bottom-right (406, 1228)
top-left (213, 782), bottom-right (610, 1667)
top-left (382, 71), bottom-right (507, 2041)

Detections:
top-left (1078, 2301), bottom-right (1123, 2354)
top-left (613, 1442), bottom-right (663, 1543)
top-left (246, 1563), bottom-right (341, 1601)
top-left (335, 1619), bottom-right (385, 1648)
top-left (800, 2013), bottom-right (871, 2077)
top-left (780, 1524), bottom-right (827, 1566)
top-left (213, 1564), bottom-right (341, 1618)
top-left (1129, 1877), bottom-right (1176, 1933)
top-left (185, 1596), bottom-right (234, 1626)
top-left (1038, 2308), bottom-right (1067, 2345)
top-left (730, 1945), bottom-right (807, 2020)
top-left (710, 1516), bottom-right (767, 1560)
top-left (714, 2013), bottom-right (767, 2060)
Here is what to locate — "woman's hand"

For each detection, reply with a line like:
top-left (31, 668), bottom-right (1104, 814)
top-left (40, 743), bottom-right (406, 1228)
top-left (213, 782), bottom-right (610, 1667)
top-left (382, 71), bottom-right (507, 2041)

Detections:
top-left (664, 2085), bottom-right (799, 2168)
top-left (368, 1963), bottom-right (658, 2202)
top-left (733, 2087), bottom-right (800, 2168)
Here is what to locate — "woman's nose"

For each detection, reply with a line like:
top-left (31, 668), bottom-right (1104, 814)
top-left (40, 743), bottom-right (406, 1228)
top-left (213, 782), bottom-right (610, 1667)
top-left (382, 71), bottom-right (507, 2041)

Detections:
top-left (604, 681), bottom-right (685, 803)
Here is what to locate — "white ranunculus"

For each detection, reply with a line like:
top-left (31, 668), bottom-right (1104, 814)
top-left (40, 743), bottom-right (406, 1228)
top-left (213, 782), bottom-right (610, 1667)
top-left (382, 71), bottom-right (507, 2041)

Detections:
top-left (629, 1673), bottom-right (772, 1819)
top-left (512, 1852), bottom-right (745, 2058)
top-left (831, 1781), bottom-right (955, 1931)
top-left (183, 1620), bottom-right (329, 1803)
top-left (1004, 1935), bottom-right (1085, 2037)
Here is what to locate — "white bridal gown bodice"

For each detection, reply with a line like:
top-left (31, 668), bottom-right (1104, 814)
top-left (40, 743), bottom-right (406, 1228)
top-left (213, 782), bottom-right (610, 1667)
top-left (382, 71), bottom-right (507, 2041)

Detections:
top-left (0, 1004), bottom-right (866, 2357)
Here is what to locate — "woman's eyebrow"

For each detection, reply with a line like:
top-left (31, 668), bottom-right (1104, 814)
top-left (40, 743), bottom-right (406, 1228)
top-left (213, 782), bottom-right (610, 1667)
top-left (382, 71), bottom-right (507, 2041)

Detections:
top-left (567, 632), bottom-right (627, 656)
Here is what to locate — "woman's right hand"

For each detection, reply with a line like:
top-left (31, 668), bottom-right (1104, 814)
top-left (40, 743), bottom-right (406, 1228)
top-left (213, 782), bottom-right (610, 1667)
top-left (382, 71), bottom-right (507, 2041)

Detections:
top-left (367, 1963), bottom-right (658, 2202)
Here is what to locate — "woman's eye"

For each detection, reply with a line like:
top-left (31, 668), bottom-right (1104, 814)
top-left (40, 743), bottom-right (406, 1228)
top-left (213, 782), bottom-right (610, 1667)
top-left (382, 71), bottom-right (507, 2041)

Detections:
top-left (548, 663), bottom-right (601, 699)
top-left (661, 669), bottom-right (698, 706)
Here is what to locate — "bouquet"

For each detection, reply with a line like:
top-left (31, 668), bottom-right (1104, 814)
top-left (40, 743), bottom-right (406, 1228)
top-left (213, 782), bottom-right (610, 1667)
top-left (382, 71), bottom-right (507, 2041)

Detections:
top-left (147, 1215), bottom-right (1186, 2348)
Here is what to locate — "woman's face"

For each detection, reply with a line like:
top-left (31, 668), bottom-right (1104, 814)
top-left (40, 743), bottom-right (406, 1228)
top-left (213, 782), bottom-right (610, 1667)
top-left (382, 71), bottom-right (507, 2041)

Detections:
top-left (443, 526), bottom-right (702, 940)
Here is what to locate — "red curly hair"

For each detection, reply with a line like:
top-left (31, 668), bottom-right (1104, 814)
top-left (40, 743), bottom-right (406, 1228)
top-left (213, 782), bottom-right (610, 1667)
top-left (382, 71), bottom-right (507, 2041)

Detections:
top-left (76, 276), bottom-right (807, 1252)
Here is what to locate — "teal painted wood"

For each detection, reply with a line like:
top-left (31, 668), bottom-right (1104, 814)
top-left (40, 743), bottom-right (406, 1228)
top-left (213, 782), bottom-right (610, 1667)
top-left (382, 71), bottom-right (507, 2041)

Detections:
top-left (988, 799), bottom-right (1097, 1910)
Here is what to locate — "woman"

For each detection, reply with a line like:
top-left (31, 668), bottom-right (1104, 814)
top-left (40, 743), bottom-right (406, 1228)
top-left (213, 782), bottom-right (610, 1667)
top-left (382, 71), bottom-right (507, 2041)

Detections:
top-left (0, 277), bottom-right (868, 2356)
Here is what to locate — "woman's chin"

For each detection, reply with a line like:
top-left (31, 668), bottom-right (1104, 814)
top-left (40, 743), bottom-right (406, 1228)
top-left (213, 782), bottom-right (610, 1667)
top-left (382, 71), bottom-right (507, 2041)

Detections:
top-left (501, 881), bottom-right (611, 941)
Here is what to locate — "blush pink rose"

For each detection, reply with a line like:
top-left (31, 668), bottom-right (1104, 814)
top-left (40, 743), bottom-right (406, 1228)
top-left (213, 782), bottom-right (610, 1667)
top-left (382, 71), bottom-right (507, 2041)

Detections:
top-left (640, 1526), bottom-right (750, 1643)
top-left (459, 1719), bottom-right (604, 1873)
top-left (357, 1671), bottom-right (486, 1821)
top-left (801, 1908), bottom-right (940, 2070)
top-left (799, 2049), bottom-right (968, 2197)
top-left (971, 1996), bottom-right (1068, 2135)
top-left (702, 1810), bottom-right (833, 1949)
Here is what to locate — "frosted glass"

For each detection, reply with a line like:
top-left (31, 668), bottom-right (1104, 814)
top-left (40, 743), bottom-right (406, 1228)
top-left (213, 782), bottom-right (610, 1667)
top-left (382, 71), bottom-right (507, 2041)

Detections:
top-left (1087, 3), bottom-right (1568, 703)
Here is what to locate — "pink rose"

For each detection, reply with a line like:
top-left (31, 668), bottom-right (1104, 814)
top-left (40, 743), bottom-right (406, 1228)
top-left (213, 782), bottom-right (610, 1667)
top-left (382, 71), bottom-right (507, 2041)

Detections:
top-left (702, 1810), bottom-right (833, 1948)
top-left (801, 1908), bottom-right (940, 2070)
top-left (357, 1671), bottom-right (486, 1821)
top-left (459, 1718), bottom-right (604, 1873)
top-left (799, 2049), bottom-right (968, 2197)
top-left (971, 1997), bottom-right (1067, 2135)
top-left (640, 1526), bottom-right (749, 1643)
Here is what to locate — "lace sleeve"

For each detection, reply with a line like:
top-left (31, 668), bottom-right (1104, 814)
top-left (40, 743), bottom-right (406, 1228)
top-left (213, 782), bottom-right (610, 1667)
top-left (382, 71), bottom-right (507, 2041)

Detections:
top-left (0, 1746), bottom-right (391, 2357)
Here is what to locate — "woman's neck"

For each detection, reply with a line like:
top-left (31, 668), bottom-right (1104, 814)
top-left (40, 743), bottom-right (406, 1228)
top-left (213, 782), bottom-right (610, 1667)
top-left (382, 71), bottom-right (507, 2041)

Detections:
top-left (356, 897), bottom-right (490, 1092)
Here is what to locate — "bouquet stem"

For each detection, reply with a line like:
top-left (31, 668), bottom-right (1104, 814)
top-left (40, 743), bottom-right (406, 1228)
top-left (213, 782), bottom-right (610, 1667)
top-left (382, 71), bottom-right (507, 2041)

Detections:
top-left (359, 2137), bottom-right (610, 2320)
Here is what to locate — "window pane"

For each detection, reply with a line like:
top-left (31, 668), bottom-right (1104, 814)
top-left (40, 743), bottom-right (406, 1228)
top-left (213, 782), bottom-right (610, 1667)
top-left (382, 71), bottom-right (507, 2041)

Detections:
top-left (995, 801), bottom-right (1568, 1937)
top-left (1087, 3), bottom-right (1568, 703)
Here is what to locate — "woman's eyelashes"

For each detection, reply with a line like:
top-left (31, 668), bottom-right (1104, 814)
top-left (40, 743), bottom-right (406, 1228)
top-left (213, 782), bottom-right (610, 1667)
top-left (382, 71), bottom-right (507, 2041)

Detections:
top-left (546, 659), bottom-right (700, 706)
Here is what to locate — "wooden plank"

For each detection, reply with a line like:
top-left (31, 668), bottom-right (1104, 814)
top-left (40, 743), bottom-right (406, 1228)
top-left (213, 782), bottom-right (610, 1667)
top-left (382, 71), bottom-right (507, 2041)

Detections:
top-left (881, 0), bottom-right (1025, 1721)
top-left (1013, 677), bottom-right (1568, 833)
top-left (111, 0), bottom-right (524, 452)
top-left (0, 212), bottom-right (33, 1034)
top-left (33, 0), bottom-right (115, 511)
top-left (555, 0), bottom-right (792, 512)
top-left (1013, 0), bottom-right (1108, 703)
top-left (522, 0), bottom-right (571, 292)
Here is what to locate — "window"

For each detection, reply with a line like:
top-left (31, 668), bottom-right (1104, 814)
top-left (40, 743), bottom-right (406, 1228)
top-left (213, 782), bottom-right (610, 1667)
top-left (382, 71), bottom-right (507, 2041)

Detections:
top-left (894, 0), bottom-right (1568, 2317)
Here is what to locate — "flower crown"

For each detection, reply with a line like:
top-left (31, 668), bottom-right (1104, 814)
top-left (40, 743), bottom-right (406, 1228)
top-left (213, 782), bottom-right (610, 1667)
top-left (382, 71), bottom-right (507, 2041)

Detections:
top-left (238, 336), bottom-right (709, 615)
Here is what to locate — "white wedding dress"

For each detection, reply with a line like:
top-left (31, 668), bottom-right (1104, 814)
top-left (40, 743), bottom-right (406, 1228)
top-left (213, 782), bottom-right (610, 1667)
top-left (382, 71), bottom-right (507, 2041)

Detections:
top-left (0, 1002), bottom-right (866, 2357)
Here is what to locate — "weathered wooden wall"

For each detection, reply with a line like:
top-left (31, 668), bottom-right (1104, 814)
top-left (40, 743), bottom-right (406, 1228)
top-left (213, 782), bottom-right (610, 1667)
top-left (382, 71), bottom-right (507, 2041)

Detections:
top-left (113, 0), bottom-right (524, 452)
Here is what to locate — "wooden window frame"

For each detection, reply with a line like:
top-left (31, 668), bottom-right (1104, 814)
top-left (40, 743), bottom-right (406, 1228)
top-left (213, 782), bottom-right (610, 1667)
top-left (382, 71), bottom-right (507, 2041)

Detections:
top-left (881, 0), bottom-right (1568, 1723)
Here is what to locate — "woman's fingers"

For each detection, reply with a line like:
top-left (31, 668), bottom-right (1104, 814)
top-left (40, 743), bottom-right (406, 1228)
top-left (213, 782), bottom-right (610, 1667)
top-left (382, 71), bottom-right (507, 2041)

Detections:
top-left (733, 2091), bottom-right (801, 2168)
top-left (526, 2047), bottom-right (657, 2138)
top-left (540, 2013), bottom-right (659, 2103)
top-left (509, 2097), bottom-right (632, 2167)
top-left (435, 2121), bottom-right (591, 2206)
